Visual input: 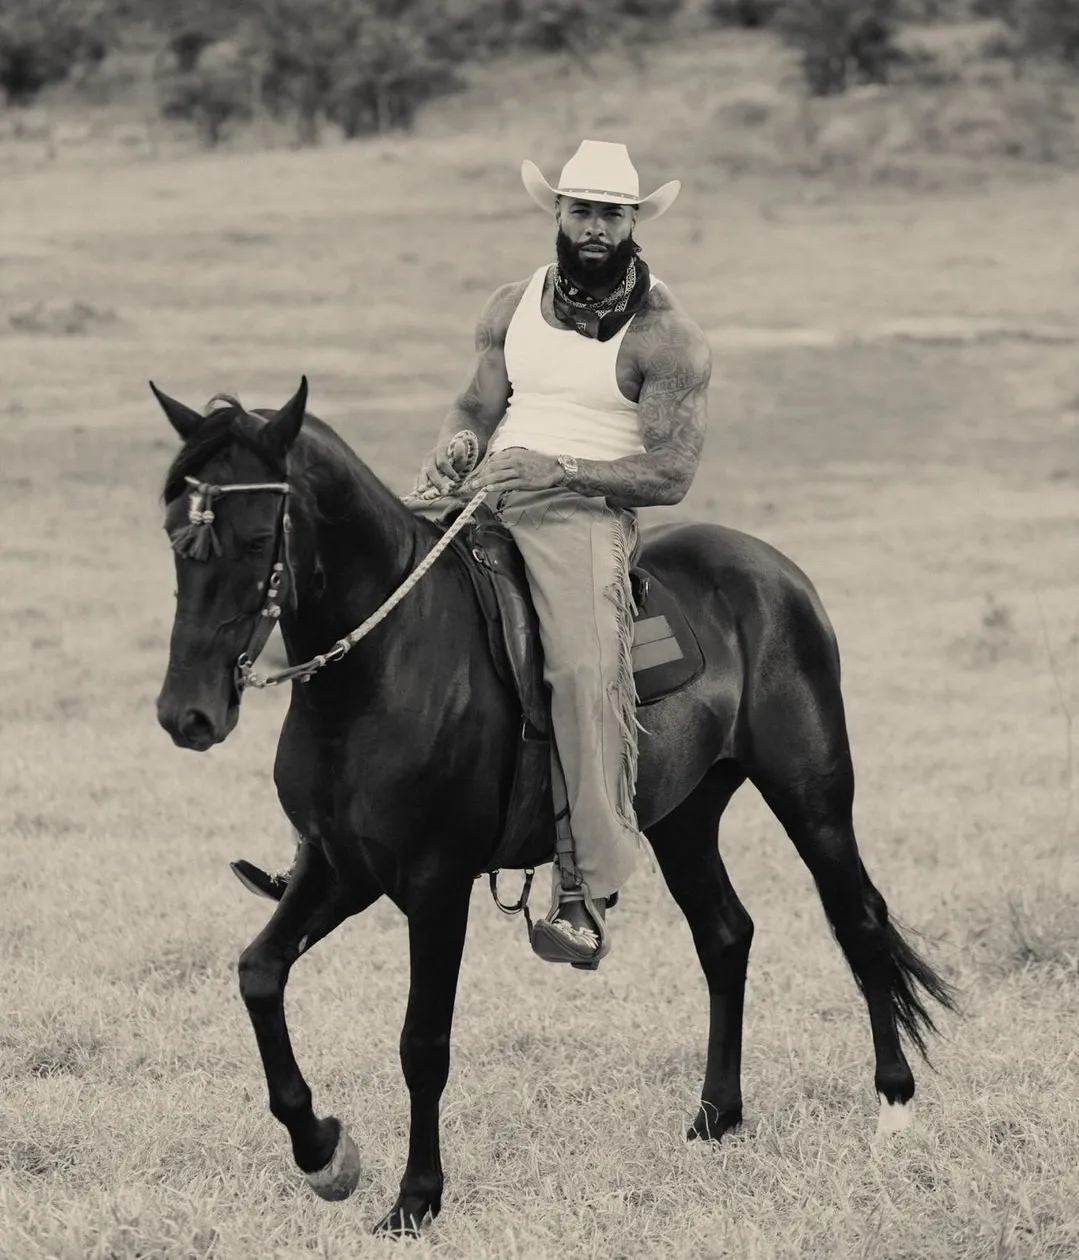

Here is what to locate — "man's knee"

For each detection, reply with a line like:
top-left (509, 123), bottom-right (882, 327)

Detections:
top-left (544, 657), bottom-right (608, 696)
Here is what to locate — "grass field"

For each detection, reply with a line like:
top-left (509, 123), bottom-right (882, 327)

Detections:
top-left (3, 58), bottom-right (1079, 1259)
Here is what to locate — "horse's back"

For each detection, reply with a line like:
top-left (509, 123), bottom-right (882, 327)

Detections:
top-left (638, 518), bottom-right (838, 661)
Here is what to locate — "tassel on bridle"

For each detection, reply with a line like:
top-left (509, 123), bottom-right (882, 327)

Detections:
top-left (171, 479), bottom-right (223, 561)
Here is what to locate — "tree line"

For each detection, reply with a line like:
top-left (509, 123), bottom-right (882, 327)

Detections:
top-left (1, 0), bottom-right (1075, 146)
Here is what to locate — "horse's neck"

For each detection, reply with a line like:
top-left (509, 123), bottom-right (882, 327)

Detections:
top-left (286, 438), bottom-right (429, 658)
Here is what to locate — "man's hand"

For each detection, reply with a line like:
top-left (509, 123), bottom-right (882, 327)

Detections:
top-left (411, 430), bottom-right (481, 499)
top-left (461, 449), bottom-right (563, 496)
top-left (415, 442), bottom-right (462, 497)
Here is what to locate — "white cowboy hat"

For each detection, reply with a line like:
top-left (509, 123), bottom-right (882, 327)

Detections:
top-left (521, 139), bottom-right (680, 223)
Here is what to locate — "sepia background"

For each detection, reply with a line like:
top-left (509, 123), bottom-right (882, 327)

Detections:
top-left (1, 1), bottom-right (1077, 1256)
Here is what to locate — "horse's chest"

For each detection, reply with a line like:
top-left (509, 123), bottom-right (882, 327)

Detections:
top-left (277, 709), bottom-right (485, 842)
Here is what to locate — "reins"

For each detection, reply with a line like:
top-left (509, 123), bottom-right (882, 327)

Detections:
top-left (237, 484), bottom-right (490, 690)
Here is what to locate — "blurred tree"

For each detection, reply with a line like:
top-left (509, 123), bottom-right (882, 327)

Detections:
top-left (707, 0), bottom-right (783, 27)
top-left (429, 0), bottom-right (683, 60)
top-left (153, 36), bottom-right (255, 147)
top-left (776, 0), bottom-right (902, 94)
top-left (0, 0), bottom-right (109, 105)
top-left (255, 0), bottom-right (463, 144)
top-left (975, 0), bottom-right (1079, 68)
top-left (1, 0), bottom-right (688, 139)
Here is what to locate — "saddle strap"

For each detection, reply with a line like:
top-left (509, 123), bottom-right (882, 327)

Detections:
top-left (488, 869), bottom-right (536, 941)
top-left (553, 806), bottom-right (583, 892)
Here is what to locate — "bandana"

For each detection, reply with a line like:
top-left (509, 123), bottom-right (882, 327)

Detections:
top-left (553, 256), bottom-right (652, 342)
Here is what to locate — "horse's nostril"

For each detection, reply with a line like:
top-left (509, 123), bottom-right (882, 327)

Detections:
top-left (178, 708), bottom-right (214, 743)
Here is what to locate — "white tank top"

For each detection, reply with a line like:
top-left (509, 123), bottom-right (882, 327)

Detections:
top-left (487, 264), bottom-right (652, 461)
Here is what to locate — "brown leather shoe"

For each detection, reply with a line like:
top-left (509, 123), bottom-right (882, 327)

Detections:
top-left (530, 888), bottom-right (611, 970)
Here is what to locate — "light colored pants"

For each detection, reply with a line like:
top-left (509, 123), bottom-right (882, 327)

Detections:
top-left (412, 484), bottom-right (644, 899)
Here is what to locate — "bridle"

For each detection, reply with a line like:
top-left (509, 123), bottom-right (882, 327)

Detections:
top-left (173, 472), bottom-right (490, 695)
top-left (175, 474), bottom-right (294, 694)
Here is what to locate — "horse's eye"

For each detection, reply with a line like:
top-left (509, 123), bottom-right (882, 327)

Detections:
top-left (245, 538), bottom-right (269, 557)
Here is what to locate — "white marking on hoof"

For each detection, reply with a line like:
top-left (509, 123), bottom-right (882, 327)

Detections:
top-left (875, 1095), bottom-right (914, 1138)
top-left (305, 1125), bottom-right (361, 1201)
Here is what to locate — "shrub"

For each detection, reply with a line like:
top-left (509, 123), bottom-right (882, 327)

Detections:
top-left (320, 19), bottom-right (464, 138)
top-left (777, 0), bottom-right (903, 95)
top-left (0, 0), bottom-right (107, 105)
top-left (707, 0), bottom-right (782, 27)
top-left (893, 0), bottom-right (975, 18)
top-left (429, 0), bottom-right (680, 60)
top-left (613, 0), bottom-right (684, 18)
top-left (512, 1), bottom-right (599, 54)
top-left (255, 0), bottom-right (464, 144)
top-left (1023, 0), bottom-right (1079, 65)
top-left (153, 37), bottom-right (255, 147)
top-left (974, 0), bottom-right (1079, 66)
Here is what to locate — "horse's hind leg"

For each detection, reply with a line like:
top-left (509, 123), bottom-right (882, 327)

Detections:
top-left (749, 681), bottom-right (953, 1135)
top-left (647, 762), bottom-right (752, 1142)
top-left (238, 839), bottom-right (380, 1197)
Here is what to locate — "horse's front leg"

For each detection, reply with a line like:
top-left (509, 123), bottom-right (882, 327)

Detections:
top-left (374, 875), bottom-right (473, 1237)
top-left (238, 839), bottom-right (380, 1198)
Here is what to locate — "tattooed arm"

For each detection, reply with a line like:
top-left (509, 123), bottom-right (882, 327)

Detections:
top-left (566, 314), bottom-right (712, 509)
top-left (419, 281), bottom-right (525, 493)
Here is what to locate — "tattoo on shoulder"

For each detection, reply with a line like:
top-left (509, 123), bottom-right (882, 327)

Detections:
top-left (637, 316), bottom-right (712, 464)
top-left (475, 280), bottom-right (529, 351)
top-left (453, 280), bottom-right (524, 429)
top-left (642, 282), bottom-right (677, 314)
top-left (639, 314), bottom-right (710, 380)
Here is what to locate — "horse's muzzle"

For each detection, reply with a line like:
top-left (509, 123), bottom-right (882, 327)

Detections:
top-left (157, 679), bottom-right (240, 750)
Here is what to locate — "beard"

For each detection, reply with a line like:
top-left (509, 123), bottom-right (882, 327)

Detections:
top-left (556, 228), bottom-right (639, 293)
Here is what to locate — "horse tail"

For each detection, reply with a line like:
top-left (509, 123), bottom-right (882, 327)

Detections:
top-left (874, 892), bottom-right (959, 1060)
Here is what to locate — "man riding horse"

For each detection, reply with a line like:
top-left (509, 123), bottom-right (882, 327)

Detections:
top-left (236, 139), bottom-right (712, 968)
top-left (154, 140), bottom-right (954, 1235)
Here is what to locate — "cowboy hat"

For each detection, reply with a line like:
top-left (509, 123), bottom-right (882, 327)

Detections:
top-left (521, 139), bottom-right (680, 223)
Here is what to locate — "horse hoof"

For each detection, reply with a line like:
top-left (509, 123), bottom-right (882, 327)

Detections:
top-left (304, 1124), bottom-right (361, 1201)
top-left (373, 1201), bottom-right (437, 1237)
top-left (875, 1095), bottom-right (914, 1138)
top-left (687, 1105), bottom-right (742, 1143)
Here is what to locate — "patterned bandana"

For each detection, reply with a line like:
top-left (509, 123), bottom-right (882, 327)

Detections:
top-left (553, 255), bottom-right (652, 342)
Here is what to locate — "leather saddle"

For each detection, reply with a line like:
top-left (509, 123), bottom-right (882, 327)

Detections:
top-left (442, 504), bottom-right (704, 873)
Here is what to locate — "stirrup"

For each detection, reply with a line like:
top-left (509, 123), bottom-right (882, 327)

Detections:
top-left (230, 859), bottom-right (290, 902)
top-left (530, 887), bottom-right (611, 971)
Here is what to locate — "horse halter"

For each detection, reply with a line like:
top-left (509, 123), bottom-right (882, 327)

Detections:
top-left (173, 473), bottom-right (294, 694)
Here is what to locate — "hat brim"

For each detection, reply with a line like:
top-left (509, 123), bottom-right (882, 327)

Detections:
top-left (521, 159), bottom-right (680, 223)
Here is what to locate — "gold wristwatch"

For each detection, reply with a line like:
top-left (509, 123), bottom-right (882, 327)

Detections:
top-left (556, 454), bottom-right (579, 483)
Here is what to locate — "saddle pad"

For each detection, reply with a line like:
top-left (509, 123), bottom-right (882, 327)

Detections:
top-left (631, 569), bottom-right (705, 704)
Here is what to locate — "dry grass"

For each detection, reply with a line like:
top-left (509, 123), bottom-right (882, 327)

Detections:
top-left (2, 48), bottom-right (1079, 1260)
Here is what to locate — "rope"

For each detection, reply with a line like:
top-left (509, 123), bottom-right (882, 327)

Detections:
top-left (241, 487), bottom-right (490, 689)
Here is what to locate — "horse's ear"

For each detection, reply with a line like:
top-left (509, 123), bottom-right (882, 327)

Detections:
top-left (149, 381), bottom-right (203, 440)
top-left (259, 375), bottom-right (308, 462)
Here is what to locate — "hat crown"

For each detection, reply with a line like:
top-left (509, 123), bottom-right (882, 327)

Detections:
top-left (556, 140), bottom-right (640, 200)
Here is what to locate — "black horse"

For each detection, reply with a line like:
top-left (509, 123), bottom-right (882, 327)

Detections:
top-left (152, 378), bottom-right (955, 1236)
